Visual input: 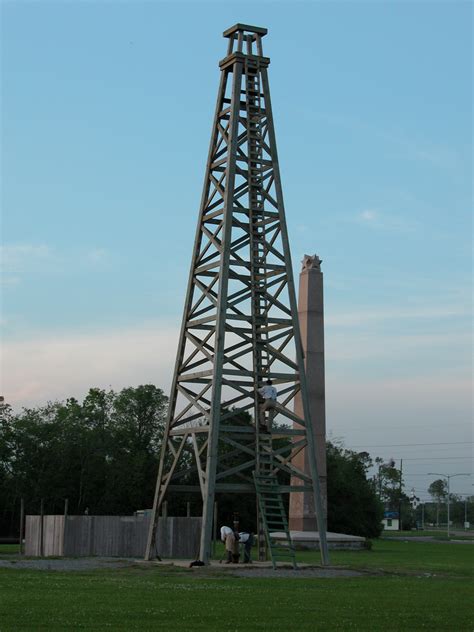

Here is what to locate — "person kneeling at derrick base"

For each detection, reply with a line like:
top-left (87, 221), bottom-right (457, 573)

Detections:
top-left (221, 525), bottom-right (240, 563)
top-left (258, 379), bottom-right (277, 433)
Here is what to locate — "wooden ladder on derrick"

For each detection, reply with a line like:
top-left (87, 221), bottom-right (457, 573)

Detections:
top-left (253, 468), bottom-right (297, 570)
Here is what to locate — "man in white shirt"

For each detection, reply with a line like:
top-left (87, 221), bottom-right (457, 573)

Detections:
top-left (258, 379), bottom-right (277, 432)
top-left (220, 525), bottom-right (239, 563)
top-left (220, 525), bottom-right (233, 541)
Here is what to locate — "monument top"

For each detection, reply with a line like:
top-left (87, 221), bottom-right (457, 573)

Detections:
top-left (223, 24), bottom-right (268, 38)
top-left (301, 254), bottom-right (322, 272)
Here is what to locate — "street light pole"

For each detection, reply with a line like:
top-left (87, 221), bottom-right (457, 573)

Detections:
top-left (447, 477), bottom-right (451, 537)
top-left (428, 472), bottom-right (471, 538)
top-left (399, 459), bottom-right (403, 531)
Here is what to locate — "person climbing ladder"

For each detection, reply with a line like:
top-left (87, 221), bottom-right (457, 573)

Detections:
top-left (258, 379), bottom-right (277, 432)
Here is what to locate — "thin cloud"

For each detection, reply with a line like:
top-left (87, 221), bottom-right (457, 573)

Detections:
top-left (327, 374), bottom-right (472, 408)
top-left (307, 111), bottom-right (461, 170)
top-left (1, 244), bottom-right (51, 266)
top-left (1, 276), bottom-right (21, 287)
top-left (354, 208), bottom-right (418, 231)
top-left (1, 243), bottom-right (110, 285)
top-left (326, 330), bottom-right (471, 364)
top-left (1, 322), bottom-right (179, 409)
top-left (2, 318), bottom-right (471, 409)
top-left (358, 209), bottom-right (378, 222)
top-left (326, 305), bottom-right (471, 327)
top-left (1, 244), bottom-right (52, 286)
top-left (85, 248), bottom-right (108, 263)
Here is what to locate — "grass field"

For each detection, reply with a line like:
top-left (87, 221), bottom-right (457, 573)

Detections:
top-left (0, 540), bottom-right (473, 631)
top-left (297, 539), bottom-right (474, 577)
top-left (381, 529), bottom-right (474, 540)
top-left (0, 543), bottom-right (19, 554)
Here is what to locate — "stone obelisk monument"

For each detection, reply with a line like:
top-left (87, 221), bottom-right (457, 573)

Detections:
top-left (289, 254), bottom-right (327, 530)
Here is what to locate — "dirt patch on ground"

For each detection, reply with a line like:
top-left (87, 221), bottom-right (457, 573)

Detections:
top-left (0, 556), bottom-right (369, 578)
top-left (0, 557), bottom-right (137, 571)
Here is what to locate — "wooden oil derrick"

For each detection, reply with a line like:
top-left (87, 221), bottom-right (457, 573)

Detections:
top-left (145, 24), bottom-right (329, 566)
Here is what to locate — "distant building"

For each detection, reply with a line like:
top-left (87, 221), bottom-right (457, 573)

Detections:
top-left (382, 510), bottom-right (399, 531)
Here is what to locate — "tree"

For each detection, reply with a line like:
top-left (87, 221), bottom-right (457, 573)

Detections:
top-left (375, 457), bottom-right (402, 508)
top-left (428, 479), bottom-right (447, 526)
top-left (0, 401), bottom-right (17, 535)
top-left (327, 442), bottom-right (384, 538)
top-left (104, 385), bottom-right (168, 514)
top-left (0, 385), bottom-right (168, 537)
top-left (451, 496), bottom-right (474, 526)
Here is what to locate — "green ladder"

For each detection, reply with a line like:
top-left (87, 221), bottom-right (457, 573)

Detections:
top-left (253, 472), bottom-right (297, 569)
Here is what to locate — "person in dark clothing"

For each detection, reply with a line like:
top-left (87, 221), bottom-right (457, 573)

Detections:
top-left (239, 531), bottom-right (254, 563)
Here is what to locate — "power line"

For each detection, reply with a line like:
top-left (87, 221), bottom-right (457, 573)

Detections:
top-left (331, 421), bottom-right (471, 430)
top-left (411, 490), bottom-right (473, 498)
top-left (349, 441), bottom-right (472, 448)
top-left (370, 457), bottom-right (472, 463)
top-left (329, 423), bottom-right (471, 436)
top-left (400, 457), bottom-right (472, 461)
top-left (393, 473), bottom-right (467, 477)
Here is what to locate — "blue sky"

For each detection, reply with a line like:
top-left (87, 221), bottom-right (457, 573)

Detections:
top-left (1, 1), bottom-right (472, 497)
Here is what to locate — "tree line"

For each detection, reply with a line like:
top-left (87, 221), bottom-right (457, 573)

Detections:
top-left (2, 384), bottom-right (445, 540)
top-left (0, 385), bottom-right (167, 536)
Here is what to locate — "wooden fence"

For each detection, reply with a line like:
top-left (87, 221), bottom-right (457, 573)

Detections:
top-left (25, 515), bottom-right (202, 558)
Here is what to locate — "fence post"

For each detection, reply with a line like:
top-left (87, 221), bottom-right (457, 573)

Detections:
top-left (19, 498), bottom-right (25, 555)
top-left (62, 499), bottom-right (69, 557)
top-left (39, 499), bottom-right (44, 557)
